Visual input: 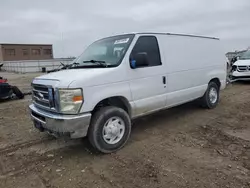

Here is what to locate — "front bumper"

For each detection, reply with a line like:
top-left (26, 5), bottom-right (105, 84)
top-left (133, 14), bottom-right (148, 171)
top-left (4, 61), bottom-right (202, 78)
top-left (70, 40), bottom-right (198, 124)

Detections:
top-left (231, 71), bottom-right (250, 81)
top-left (29, 104), bottom-right (91, 138)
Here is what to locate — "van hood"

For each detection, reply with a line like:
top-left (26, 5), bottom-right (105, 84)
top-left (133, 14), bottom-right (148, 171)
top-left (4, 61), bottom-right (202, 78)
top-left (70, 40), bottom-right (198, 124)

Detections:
top-left (233, 59), bottom-right (250, 66)
top-left (33, 68), bottom-right (124, 88)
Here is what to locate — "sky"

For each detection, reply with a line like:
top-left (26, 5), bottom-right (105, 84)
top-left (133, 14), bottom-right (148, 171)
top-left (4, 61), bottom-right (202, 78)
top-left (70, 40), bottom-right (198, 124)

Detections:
top-left (0, 0), bottom-right (249, 57)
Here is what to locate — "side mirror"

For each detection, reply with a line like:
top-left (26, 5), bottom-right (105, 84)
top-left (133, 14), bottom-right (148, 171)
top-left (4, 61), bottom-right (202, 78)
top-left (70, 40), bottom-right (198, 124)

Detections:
top-left (130, 52), bottom-right (149, 69)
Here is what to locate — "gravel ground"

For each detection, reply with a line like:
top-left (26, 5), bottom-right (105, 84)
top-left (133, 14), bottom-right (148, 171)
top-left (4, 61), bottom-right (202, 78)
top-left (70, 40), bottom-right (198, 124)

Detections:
top-left (0, 72), bottom-right (250, 188)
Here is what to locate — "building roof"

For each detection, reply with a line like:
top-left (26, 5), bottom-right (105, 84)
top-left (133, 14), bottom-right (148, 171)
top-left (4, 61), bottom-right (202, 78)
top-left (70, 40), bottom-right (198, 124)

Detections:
top-left (0, 43), bottom-right (52, 46)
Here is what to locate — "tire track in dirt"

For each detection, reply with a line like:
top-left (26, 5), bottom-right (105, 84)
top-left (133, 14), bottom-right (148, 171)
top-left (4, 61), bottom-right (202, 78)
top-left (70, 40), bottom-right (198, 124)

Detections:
top-left (191, 87), bottom-right (250, 179)
top-left (0, 138), bottom-right (83, 178)
top-left (0, 138), bottom-right (54, 155)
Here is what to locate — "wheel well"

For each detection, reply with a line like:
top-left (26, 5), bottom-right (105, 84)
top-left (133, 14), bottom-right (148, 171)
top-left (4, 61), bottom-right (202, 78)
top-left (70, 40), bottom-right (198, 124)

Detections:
top-left (210, 78), bottom-right (221, 89)
top-left (93, 97), bottom-right (131, 117)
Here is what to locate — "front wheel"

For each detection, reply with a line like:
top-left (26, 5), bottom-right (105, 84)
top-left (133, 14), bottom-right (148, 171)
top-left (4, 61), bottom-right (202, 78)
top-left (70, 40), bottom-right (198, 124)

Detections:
top-left (88, 106), bottom-right (131, 153)
top-left (200, 82), bottom-right (220, 109)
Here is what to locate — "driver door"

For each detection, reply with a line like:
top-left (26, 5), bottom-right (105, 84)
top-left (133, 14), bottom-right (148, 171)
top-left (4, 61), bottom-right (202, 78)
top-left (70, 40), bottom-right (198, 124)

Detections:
top-left (128, 36), bottom-right (167, 117)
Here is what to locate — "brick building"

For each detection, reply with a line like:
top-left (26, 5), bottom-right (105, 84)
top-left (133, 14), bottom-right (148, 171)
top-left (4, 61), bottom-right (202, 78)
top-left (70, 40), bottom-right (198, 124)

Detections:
top-left (0, 44), bottom-right (53, 61)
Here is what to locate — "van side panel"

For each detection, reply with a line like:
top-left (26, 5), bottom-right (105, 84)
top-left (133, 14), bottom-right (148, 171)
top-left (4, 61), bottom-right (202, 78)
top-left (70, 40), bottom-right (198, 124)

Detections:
top-left (157, 35), bottom-right (226, 107)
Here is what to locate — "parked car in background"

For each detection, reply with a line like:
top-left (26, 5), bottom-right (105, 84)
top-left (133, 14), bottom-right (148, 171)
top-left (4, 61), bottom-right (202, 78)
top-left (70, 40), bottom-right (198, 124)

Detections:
top-left (29, 32), bottom-right (226, 153)
top-left (231, 50), bottom-right (250, 81)
top-left (0, 77), bottom-right (24, 100)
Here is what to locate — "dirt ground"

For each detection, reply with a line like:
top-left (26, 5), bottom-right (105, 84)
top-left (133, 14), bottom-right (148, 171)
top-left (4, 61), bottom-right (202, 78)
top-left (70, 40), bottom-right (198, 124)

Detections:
top-left (1, 72), bottom-right (250, 188)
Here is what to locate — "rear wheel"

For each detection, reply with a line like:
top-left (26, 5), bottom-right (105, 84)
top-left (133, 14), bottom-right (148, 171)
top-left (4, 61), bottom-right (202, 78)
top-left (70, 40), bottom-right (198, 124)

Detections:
top-left (88, 106), bottom-right (131, 153)
top-left (200, 82), bottom-right (220, 109)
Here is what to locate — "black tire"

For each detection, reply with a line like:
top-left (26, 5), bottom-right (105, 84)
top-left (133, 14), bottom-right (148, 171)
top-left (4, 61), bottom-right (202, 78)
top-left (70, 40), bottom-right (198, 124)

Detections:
top-left (88, 106), bottom-right (131, 153)
top-left (12, 86), bottom-right (24, 99)
top-left (200, 82), bottom-right (220, 109)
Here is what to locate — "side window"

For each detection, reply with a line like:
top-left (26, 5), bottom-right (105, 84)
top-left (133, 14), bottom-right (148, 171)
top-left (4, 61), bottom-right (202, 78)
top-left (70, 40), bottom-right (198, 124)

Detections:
top-left (130, 36), bottom-right (161, 67)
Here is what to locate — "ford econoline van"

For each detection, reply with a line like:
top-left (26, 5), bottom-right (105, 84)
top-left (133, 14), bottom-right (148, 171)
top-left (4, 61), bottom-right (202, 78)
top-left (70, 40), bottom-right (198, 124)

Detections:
top-left (29, 32), bottom-right (226, 153)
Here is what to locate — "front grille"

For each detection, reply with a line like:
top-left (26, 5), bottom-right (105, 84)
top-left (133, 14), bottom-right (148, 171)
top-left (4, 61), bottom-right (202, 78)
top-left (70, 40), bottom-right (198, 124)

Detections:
top-left (232, 65), bottom-right (237, 71)
top-left (32, 84), bottom-right (55, 111)
top-left (238, 66), bottom-right (248, 72)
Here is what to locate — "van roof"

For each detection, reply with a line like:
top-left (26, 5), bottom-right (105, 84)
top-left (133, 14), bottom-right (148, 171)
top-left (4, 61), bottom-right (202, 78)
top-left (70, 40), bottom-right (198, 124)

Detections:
top-left (127, 32), bottom-right (219, 40)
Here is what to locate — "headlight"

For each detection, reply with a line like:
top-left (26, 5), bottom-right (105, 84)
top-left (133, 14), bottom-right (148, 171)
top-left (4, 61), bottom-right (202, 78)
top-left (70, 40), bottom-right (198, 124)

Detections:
top-left (58, 89), bottom-right (83, 114)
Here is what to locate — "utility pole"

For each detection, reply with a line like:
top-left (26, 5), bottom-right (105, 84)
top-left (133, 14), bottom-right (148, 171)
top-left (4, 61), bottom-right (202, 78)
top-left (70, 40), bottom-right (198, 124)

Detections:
top-left (61, 32), bottom-right (65, 58)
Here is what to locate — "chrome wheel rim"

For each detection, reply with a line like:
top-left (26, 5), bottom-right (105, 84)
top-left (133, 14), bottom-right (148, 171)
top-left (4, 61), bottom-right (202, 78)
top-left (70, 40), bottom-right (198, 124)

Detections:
top-left (209, 87), bottom-right (218, 104)
top-left (102, 117), bottom-right (125, 145)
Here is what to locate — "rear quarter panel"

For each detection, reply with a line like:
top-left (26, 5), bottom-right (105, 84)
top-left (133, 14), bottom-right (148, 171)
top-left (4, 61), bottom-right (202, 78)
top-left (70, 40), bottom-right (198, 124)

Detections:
top-left (157, 34), bottom-right (226, 107)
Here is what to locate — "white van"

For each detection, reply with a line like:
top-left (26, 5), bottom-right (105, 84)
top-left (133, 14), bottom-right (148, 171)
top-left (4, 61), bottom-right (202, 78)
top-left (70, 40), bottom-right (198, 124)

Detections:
top-left (231, 50), bottom-right (250, 81)
top-left (29, 32), bottom-right (226, 153)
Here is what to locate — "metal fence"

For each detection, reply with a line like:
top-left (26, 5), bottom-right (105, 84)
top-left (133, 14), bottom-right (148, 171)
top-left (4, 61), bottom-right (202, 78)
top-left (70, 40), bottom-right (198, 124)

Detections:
top-left (1, 58), bottom-right (74, 73)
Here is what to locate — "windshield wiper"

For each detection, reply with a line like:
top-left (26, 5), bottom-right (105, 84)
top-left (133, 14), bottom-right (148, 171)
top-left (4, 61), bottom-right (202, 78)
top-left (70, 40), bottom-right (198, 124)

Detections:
top-left (69, 62), bottom-right (80, 67)
top-left (83, 60), bottom-right (108, 67)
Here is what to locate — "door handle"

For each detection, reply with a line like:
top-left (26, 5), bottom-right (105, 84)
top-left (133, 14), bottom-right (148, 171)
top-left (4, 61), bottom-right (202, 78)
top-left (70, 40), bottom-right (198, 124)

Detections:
top-left (163, 76), bottom-right (166, 84)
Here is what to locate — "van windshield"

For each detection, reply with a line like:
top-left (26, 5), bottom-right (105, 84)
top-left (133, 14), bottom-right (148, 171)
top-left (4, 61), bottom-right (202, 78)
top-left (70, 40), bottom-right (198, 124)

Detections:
top-left (239, 50), bottom-right (250, 60)
top-left (72, 34), bottom-right (135, 68)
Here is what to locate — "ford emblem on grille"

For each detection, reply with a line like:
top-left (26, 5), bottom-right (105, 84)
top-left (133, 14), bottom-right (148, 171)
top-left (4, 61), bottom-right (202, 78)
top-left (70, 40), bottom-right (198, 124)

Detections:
top-left (37, 92), bottom-right (44, 99)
